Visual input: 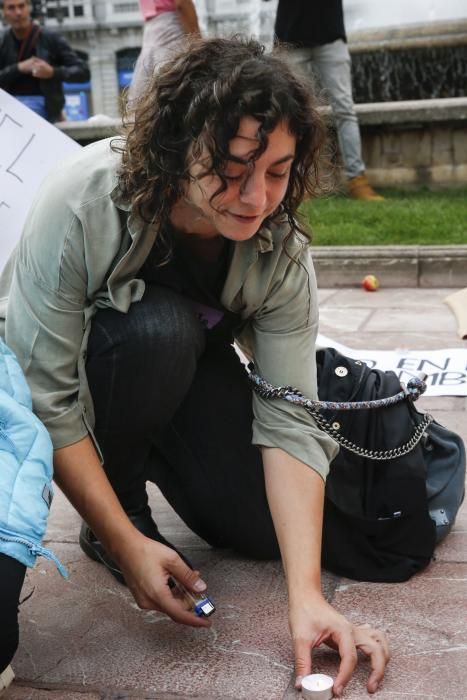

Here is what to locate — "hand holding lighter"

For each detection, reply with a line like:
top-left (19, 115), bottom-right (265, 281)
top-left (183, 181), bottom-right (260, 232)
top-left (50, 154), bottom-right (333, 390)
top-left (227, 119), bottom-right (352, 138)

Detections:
top-left (169, 577), bottom-right (216, 618)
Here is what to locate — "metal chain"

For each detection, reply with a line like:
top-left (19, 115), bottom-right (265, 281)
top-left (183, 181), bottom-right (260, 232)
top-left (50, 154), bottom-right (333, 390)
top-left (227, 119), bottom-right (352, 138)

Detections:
top-left (305, 405), bottom-right (433, 460)
top-left (248, 365), bottom-right (434, 460)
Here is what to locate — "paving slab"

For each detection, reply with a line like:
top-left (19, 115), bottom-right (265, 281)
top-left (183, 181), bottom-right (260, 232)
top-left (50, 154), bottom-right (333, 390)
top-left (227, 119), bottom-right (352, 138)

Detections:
top-left (6, 691), bottom-right (101, 699)
top-left (319, 307), bottom-right (374, 333)
top-left (364, 306), bottom-right (457, 334)
top-left (318, 287), bottom-right (466, 350)
top-left (329, 562), bottom-right (467, 700)
top-left (319, 288), bottom-right (456, 309)
top-left (323, 288), bottom-right (459, 334)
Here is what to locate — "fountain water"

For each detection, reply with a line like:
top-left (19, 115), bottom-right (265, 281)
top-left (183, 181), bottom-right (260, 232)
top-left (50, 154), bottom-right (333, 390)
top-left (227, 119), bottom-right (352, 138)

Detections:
top-left (352, 44), bottom-right (467, 102)
top-left (194, 0), bottom-right (466, 102)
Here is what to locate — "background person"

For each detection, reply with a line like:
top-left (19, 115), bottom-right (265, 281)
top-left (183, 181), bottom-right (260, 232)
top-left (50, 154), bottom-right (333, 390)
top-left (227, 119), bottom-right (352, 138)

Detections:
top-left (128, 0), bottom-right (200, 103)
top-left (268, 0), bottom-right (383, 201)
top-left (0, 37), bottom-right (389, 696)
top-left (0, 0), bottom-right (89, 122)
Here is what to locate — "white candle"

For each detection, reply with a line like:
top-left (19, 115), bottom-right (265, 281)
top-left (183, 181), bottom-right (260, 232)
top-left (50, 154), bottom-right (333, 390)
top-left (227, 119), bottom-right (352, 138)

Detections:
top-left (301, 673), bottom-right (334, 700)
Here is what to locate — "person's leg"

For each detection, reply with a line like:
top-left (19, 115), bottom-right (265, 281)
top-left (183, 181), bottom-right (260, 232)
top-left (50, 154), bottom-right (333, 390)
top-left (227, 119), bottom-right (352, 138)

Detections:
top-left (0, 554), bottom-right (26, 674)
top-left (85, 288), bottom-right (278, 566)
top-left (81, 285), bottom-right (206, 579)
top-left (290, 42), bottom-right (382, 199)
top-left (86, 284), bottom-right (206, 512)
top-left (149, 341), bottom-right (280, 560)
top-left (308, 40), bottom-right (364, 179)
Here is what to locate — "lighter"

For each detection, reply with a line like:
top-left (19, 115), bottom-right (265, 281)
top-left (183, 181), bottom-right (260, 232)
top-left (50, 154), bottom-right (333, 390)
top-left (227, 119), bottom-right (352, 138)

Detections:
top-left (169, 577), bottom-right (216, 618)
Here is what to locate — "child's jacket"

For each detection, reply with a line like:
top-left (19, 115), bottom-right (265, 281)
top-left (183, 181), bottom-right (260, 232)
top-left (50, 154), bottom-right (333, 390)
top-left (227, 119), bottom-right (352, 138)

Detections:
top-left (0, 338), bottom-right (66, 576)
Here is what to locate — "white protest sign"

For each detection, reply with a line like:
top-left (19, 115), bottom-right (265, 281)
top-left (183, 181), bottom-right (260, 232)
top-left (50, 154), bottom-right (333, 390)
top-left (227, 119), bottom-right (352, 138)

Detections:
top-left (0, 89), bottom-right (81, 273)
top-left (318, 333), bottom-right (467, 396)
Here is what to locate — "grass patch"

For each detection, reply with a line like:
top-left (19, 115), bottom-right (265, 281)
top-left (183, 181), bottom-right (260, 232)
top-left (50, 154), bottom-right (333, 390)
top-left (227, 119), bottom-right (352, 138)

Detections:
top-left (301, 188), bottom-right (467, 246)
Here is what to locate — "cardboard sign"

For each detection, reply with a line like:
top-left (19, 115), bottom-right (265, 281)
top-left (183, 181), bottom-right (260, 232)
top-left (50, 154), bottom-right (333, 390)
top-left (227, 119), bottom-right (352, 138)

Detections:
top-left (318, 333), bottom-right (467, 396)
top-left (0, 89), bottom-right (81, 273)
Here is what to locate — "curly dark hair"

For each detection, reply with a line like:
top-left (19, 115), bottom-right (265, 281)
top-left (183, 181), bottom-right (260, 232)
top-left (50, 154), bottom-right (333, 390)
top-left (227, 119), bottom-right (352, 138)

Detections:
top-left (113, 36), bottom-right (331, 244)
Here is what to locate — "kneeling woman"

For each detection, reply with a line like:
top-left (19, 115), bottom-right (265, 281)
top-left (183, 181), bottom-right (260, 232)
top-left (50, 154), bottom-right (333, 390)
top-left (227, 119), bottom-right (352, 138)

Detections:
top-left (1, 37), bottom-right (389, 695)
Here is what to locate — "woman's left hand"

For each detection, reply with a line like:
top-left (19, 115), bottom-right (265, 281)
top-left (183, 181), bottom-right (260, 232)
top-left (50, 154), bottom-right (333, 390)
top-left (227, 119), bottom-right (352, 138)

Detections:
top-left (289, 592), bottom-right (390, 696)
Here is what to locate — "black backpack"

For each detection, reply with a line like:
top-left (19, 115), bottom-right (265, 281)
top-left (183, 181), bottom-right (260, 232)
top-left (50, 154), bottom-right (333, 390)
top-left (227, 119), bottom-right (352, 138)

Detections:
top-left (249, 347), bottom-right (466, 583)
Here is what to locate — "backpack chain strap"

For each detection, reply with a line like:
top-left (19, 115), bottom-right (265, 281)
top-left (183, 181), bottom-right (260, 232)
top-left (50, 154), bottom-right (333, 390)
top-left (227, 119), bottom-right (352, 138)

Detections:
top-left (248, 365), bottom-right (434, 460)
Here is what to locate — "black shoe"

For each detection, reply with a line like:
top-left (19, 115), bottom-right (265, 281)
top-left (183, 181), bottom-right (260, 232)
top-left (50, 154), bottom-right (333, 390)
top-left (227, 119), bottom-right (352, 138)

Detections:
top-left (79, 504), bottom-right (192, 585)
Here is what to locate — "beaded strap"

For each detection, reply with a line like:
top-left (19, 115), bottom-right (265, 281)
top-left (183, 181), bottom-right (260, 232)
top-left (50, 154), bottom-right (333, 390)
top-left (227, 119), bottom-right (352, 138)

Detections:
top-left (247, 364), bottom-right (433, 460)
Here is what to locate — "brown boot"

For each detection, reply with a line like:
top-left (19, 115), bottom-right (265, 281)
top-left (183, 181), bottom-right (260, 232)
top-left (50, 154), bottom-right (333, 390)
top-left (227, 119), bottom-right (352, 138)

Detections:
top-left (348, 173), bottom-right (384, 201)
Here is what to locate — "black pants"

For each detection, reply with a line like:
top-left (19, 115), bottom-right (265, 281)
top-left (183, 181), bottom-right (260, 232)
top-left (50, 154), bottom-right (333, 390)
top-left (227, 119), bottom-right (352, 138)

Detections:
top-left (0, 554), bottom-right (26, 672)
top-left (86, 286), bottom-right (279, 559)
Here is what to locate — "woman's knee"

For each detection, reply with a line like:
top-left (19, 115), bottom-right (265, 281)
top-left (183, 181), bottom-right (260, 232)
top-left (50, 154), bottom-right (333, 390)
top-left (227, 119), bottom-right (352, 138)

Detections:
top-left (87, 286), bottom-right (207, 435)
top-left (91, 287), bottom-right (204, 363)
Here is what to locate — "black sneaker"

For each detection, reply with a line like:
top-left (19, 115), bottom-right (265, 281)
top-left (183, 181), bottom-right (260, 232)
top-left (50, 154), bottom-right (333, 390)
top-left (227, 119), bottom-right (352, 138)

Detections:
top-left (79, 505), bottom-right (192, 585)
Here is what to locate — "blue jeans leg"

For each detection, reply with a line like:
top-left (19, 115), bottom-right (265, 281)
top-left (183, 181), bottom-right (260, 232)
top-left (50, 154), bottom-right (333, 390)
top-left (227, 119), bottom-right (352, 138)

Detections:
top-left (291, 40), bottom-right (365, 178)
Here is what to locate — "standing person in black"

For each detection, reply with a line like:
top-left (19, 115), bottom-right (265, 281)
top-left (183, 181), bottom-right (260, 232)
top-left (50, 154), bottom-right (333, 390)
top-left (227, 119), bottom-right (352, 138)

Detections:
top-left (0, 0), bottom-right (89, 122)
top-left (269, 0), bottom-right (383, 201)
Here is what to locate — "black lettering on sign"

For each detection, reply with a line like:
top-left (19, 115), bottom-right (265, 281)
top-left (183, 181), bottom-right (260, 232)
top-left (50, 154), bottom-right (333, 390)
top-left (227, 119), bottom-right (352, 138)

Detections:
top-left (419, 357), bottom-right (450, 372)
top-left (0, 111), bottom-right (22, 130)
top-left (6, 133), bottom-right (35, 183)
top-left (397, 357), bottom-right (419, 371)
top-left (438, 372), bottom-right (466, 386)
top-left (0, 111), bottom-right (36, 184)
top-left (0, 112), bottom-right (23, 171)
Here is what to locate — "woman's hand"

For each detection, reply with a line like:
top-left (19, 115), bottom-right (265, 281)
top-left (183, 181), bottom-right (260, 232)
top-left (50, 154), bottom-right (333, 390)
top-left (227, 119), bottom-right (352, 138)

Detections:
top-left (117, 533), bottom-right (212, 629)
top-left (54, 438), bottom-right (211, 629)
top-left (290, 592), bottom-right (390, 696)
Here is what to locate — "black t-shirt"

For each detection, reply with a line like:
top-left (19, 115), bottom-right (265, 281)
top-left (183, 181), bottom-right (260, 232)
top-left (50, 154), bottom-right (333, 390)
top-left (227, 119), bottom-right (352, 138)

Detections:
top-left (274, 0), bottom-right (346, 48)
top-left (11, 32), bottom-right (41, 95)
top-left (139, 230), bottom-right (241, 344)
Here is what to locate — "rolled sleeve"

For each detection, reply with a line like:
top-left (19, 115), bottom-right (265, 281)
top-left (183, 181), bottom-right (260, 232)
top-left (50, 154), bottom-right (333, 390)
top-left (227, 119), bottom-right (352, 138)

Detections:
top-left (250, 246), bottom-right (338, 480)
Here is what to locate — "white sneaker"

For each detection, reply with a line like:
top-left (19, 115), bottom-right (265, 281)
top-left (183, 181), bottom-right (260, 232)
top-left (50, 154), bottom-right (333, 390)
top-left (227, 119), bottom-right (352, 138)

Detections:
top-left (0, 665), bottom-right (14, 695)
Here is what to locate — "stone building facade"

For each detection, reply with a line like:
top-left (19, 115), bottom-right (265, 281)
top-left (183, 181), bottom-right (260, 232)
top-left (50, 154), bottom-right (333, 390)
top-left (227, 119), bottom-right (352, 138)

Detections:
top-left (5, 0), bottom-right (278, 118)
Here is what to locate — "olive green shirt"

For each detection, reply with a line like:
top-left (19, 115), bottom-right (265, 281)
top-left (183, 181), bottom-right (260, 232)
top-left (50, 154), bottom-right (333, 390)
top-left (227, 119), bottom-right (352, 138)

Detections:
top-left (0, 138), bottom-right (337, 479)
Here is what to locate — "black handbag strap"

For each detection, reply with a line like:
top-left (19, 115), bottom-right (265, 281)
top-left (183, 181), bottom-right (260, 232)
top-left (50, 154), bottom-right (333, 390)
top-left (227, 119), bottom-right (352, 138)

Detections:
top-left (16, 23), bottom-right (41, 62)
top-left (247, 363), bottom-right (434, 460)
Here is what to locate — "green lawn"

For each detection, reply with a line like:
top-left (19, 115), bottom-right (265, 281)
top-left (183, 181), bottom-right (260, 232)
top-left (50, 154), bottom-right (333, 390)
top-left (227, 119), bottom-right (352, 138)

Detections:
top-left (300, 188), bottom-right (467, 246)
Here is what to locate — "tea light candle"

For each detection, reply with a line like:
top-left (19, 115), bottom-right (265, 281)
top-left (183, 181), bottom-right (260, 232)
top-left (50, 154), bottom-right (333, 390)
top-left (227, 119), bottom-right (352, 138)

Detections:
top-left (301, 673), bottom-right (334, 700)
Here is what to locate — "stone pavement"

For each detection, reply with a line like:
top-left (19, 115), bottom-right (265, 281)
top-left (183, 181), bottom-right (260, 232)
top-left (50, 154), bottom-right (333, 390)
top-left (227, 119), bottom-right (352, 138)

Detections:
top-left (4, 287), bottom-right (467, 700)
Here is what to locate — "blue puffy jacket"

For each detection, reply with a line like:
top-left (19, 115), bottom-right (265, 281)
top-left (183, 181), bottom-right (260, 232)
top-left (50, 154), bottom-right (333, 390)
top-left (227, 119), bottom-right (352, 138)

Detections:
top-left (0, 338), bottom-right (67, 576)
